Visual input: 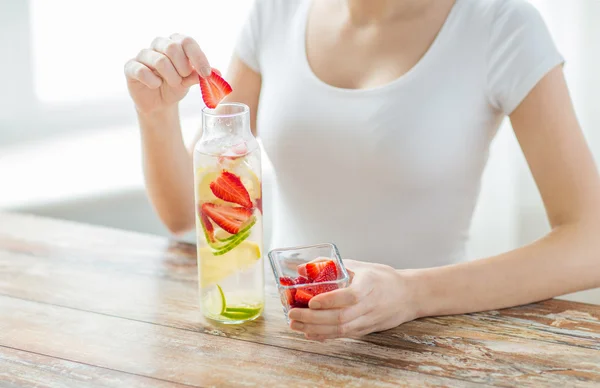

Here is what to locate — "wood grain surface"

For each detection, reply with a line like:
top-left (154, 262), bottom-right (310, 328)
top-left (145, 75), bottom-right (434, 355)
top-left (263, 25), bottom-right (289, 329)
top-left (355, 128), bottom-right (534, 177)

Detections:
top-left (1, 212), bottom-right (599, 388)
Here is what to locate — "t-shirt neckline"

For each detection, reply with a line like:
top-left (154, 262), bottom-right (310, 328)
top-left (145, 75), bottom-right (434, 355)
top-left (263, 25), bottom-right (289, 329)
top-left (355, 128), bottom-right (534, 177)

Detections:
top-left (297, 0), bottom-right (462, 94)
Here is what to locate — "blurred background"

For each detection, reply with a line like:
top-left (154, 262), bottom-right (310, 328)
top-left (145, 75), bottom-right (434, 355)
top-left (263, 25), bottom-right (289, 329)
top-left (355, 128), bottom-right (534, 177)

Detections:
top-left (1, 0), bottom-right (599, 303)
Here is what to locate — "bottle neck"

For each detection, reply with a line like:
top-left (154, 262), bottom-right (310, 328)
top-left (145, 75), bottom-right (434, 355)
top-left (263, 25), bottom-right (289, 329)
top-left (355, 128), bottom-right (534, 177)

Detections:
top-left (201, 103), bottom-right (252, 139)
top-left (198, 103), bottom-right (255, 155)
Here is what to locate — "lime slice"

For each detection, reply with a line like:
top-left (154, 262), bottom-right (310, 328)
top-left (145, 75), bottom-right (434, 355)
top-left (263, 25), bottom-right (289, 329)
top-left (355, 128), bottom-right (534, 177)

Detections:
top-left (215, 217), bottom-right (256, 243)
top-left (204, 284), bottom-right (226, 316)
top-left (199, 241), bottom-right (261, 286)
top-left (195, 167), bottom-right (225, 205)
top-left (221, 306), bottom-right (263, 320)
top-left (212, 230), bottom-right (251, 256)
top-left (235, 163), bottom-right (261, 201)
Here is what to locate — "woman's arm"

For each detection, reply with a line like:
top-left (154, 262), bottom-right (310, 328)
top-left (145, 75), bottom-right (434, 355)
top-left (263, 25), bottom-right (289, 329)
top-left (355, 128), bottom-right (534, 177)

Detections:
top-left (127, 33), bottom-right (261, 235)
top-left (287, 66), bottom-right (600, 340)
top-left (414, 65), bottom-right (600, 317)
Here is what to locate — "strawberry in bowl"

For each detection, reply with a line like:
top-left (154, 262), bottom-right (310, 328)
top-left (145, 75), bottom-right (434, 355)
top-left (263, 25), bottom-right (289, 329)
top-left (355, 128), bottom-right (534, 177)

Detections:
top-left (268, 244), bottom-right (350, 320)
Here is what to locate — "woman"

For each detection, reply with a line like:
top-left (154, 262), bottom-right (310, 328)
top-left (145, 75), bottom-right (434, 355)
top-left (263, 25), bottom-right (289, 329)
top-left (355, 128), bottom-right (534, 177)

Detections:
top-left (124, 0), bottom-right (600, 340)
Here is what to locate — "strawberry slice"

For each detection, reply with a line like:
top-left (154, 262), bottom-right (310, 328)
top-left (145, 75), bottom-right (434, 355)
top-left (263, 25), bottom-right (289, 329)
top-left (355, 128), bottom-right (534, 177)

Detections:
top-left (297, 264), bottom-right (308, 278)
top-left (201, 203), bottom-right (253, 235)
top-left (294, 276), bottom-right (309, 285)
top-left (255, 197), bottom-right (263, 214)
top-left (199, 69), bottom-right (232, 109)
top-left (210, 171), bottom-right (253, 209)
top-left (305, 260), bottom-right (338, 282)
top-left (293, 289), bottom-right (314, 308)
top-left (199, 210), bottom-right (216, 243)
top-left (310, 282), bottom-right (338, 295)
top-left (279, 276), bottom-right (296, 306)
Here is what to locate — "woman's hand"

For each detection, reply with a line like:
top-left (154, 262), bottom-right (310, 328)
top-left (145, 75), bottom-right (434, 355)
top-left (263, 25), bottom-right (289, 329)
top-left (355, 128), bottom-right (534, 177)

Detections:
top-left (288, 260), bottom-right (419, 340)
top-left (124, 34), bottom-right (212, 114)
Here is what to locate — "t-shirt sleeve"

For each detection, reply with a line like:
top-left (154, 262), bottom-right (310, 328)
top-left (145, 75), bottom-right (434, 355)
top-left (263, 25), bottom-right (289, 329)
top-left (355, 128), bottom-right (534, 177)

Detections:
top-left (234, 0), bottom-right (266, 73)
top-left (486, 0), bottom-right (565, 115)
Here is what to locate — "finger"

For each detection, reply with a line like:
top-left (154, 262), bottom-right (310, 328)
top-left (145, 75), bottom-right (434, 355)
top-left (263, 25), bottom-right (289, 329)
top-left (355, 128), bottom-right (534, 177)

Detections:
top-left (170, 33), bottom-right (211, 77)
top-left (151, 37), bottom-right (193, 77)
top-left (136, 49), bottom-right (182, 87)
top-left (124, 60), bottom-right (162, 89)
top-left (182, 71), bottom-right (200, 87)
top-left (290, 315), bottom-right (371, 338)
top-left (288, 303), bottom-right (364, 325)
top-left (309, 286), bottom-right (360, 310)
top-left (310, 270), bottom-right (373, 310)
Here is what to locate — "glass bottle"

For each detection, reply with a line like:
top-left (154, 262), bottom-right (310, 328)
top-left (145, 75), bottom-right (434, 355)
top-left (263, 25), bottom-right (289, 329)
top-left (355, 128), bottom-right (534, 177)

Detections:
top-left (193, 103), bottom-right (263, 323)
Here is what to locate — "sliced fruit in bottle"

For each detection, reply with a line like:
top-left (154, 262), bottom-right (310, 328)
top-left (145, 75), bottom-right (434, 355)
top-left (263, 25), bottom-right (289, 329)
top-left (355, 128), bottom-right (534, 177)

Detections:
top-left (220, 306), bottom-right (262, 320)
top-left (210, 171), bottom-right (253, 208)
top-left (214, 217), bottom-right (256, 243)
top-left (211, 228), bottom-right (252, 256)
top-left (201, 203), bottom-right (253, 234)
top-left (198, 215), bottom-right (255, 253)
top-left (196, 168), bottom-right (225, 205)
top-left (204, 284), bottom-right (226, 316)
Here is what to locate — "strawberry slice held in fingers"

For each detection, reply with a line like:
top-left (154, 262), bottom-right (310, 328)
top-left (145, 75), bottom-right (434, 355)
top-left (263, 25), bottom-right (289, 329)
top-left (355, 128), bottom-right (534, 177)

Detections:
top-left (201, 203), bottom-right (253, 235)
top-left (199, 68), bottom-right (232, 109)
top-left (210, 171), bottom-right (253, 209)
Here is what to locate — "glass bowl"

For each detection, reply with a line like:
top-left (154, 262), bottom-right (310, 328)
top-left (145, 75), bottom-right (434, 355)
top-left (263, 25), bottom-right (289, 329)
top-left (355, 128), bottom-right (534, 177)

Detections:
top-left (268, 243), bottom-right (350, 321)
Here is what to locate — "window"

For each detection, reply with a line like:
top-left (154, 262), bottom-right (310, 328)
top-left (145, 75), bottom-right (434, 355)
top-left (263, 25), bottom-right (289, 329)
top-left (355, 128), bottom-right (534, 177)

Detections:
top-left (1, 0), bottom-right (253, 141)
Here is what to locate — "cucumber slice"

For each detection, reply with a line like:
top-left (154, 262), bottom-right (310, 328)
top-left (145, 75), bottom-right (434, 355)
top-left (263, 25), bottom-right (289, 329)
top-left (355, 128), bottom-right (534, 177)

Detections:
top-left (216, 217), bottom-right (256, 243)
top-left (212, 230), bottom-right (252, 256)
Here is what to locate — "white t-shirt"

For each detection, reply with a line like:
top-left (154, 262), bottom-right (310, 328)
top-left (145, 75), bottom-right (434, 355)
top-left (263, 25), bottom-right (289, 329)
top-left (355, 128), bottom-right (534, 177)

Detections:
top-left (235, 0), bottom-right (564, 268)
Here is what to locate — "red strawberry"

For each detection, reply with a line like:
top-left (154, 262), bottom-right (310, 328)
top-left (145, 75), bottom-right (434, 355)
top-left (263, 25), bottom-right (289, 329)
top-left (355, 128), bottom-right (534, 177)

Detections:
top-left (310, 283), bottom-right (339, 295)
top-left (255, 197), bottom-right (262, 214)
top-left (210, 171), bottom-right (253, 208)
top-left (199, 69), bottom-right (232, 109)
top-left (297, 263), bottom-right (308, 278)
top-left (201, 203), bottom-right (253, 235)
top-left (279, 276), bottom-right (296, 306)
top-left (199, 209), bottom-right (215, 243)
top-left (293, 289), bottom-right (314, 308)
top-left (305, 260), bottom-right (338, 282)
top-left (294, 276), bottom-right (309, 285)
top-left (279, 276), bottom-right (295, 286)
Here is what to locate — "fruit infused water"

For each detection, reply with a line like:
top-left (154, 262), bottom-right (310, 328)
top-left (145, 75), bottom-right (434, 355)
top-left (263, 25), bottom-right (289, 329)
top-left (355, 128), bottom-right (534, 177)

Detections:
top-left (194, 102), bottom-right (264, 324)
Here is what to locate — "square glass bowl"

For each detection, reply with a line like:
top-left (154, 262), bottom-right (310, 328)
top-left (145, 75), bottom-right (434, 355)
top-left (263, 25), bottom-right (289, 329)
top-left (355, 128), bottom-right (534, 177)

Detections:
top-left (268, 243), bottom-right (350, 320)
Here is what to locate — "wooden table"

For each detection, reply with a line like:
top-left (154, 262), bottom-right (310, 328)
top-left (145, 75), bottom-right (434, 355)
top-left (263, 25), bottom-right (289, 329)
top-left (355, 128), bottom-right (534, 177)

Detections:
top-left (1, 213), bottom-right (600, 388)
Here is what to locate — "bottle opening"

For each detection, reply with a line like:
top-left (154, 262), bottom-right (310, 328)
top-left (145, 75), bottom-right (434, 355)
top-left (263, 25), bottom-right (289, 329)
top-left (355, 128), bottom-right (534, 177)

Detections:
top-left (202, 103), bottom-right (249, 118)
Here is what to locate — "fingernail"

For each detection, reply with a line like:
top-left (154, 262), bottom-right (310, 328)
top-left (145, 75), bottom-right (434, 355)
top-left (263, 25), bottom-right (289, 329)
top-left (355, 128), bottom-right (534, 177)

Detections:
top-left (310, 301), bottom-right (321, 309)
top-left (200, 66), bottom-right (212, 77)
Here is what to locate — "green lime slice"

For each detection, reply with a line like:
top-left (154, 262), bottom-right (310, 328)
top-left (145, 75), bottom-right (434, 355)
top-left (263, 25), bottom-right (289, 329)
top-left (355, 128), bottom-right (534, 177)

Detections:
top-left (216, 217), bottom-right (257, 243)
top-left (200, 215), bottom-right (256, 252)
top-left (204, 284), bottom-right (226, 316)
top-left (221, 306), bottom-right (263, 320)
top-left (212, 229), bottom-right (252, 256)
